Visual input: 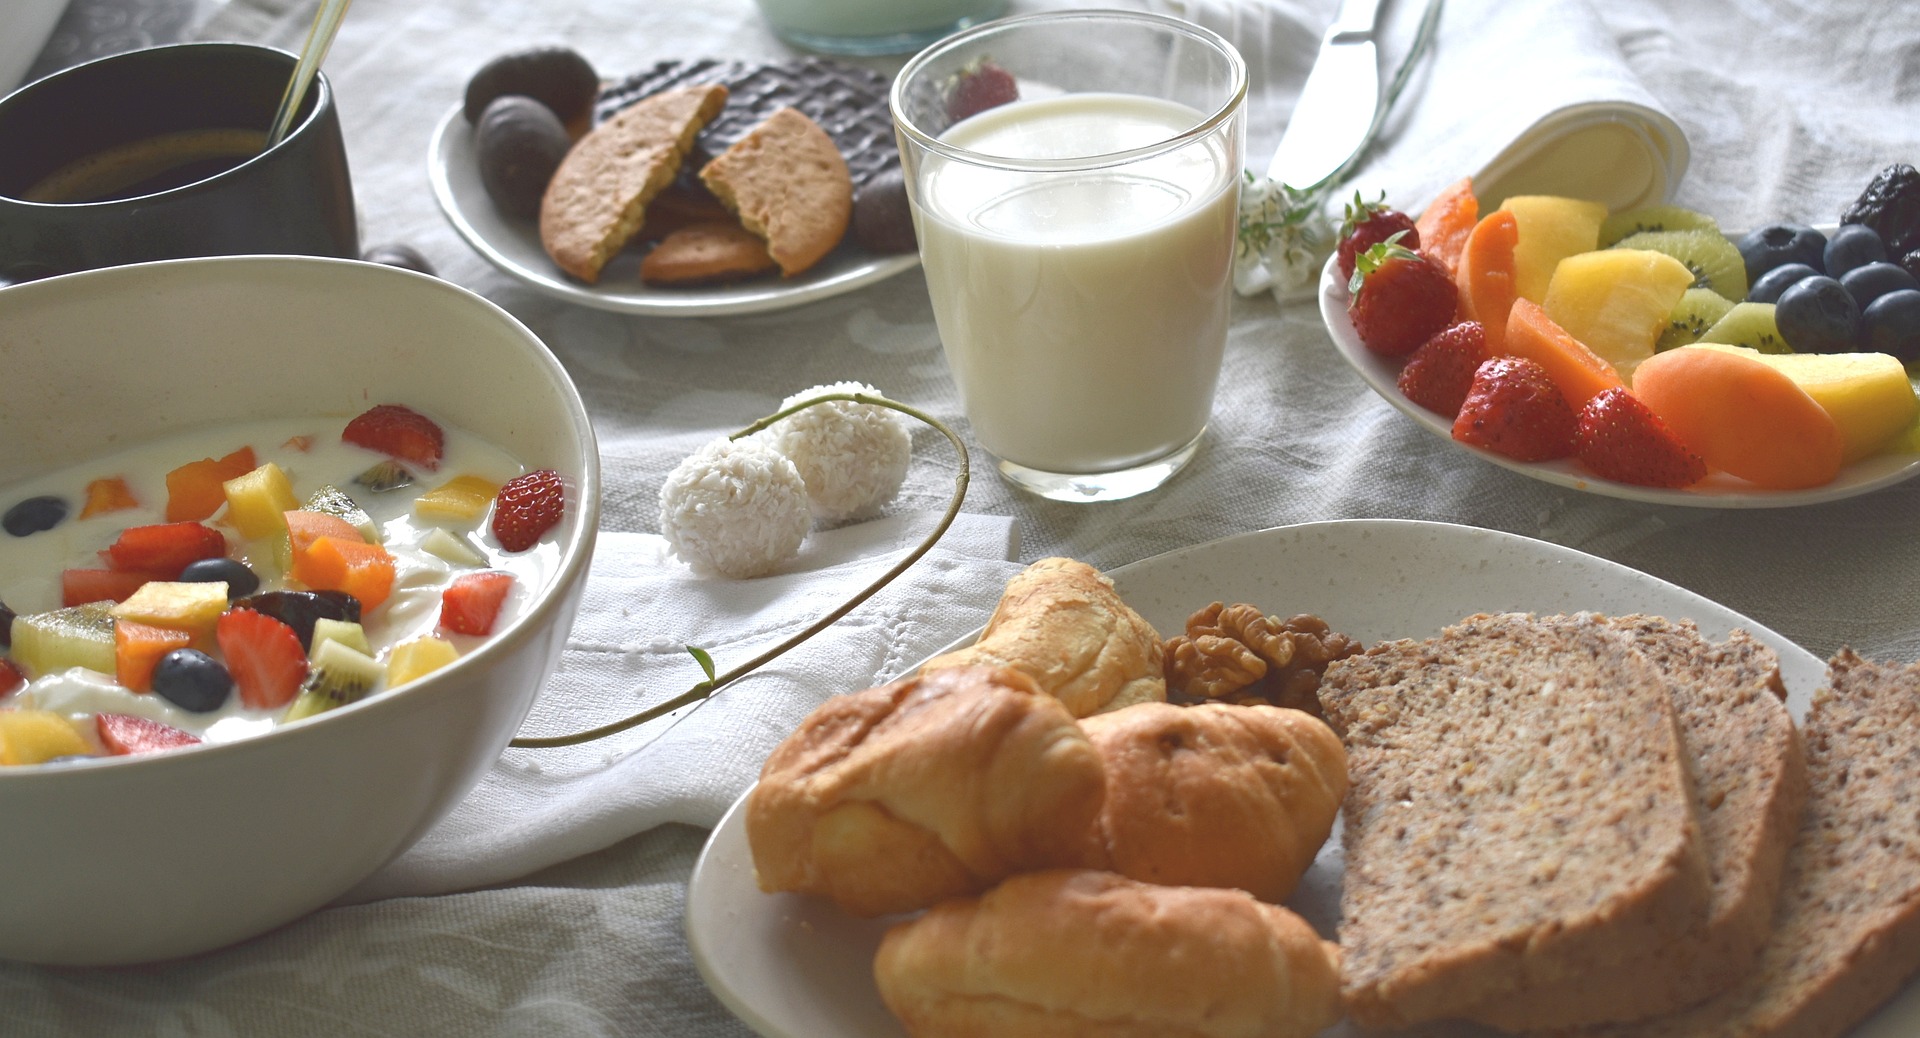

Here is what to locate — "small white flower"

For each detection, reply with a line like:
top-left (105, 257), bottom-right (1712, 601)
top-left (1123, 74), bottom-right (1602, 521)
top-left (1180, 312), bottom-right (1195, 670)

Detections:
top-left (763, 381), bottom-right (912, 524)
top-left (659, 437), bottom-right (811, 579)
top-left (1234, 173), bottom-right (1336, 302)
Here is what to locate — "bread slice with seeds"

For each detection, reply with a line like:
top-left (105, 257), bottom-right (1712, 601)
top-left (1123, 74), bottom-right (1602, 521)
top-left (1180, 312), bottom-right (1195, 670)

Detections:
top-left (1319, 612), bottom-right (1712, 1029)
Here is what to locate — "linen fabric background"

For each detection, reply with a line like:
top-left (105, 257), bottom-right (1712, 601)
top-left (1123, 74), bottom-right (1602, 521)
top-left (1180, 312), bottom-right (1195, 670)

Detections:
top-left (6, 0), bottom-right (1918, 1034)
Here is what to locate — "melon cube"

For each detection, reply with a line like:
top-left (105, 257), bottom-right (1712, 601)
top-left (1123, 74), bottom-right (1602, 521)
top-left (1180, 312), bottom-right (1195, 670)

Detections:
top-left (1690, 344), bottom-right (1919, 462)
top-left (387, 636), bottom-right (460, 687)
top-left (0, 711), bottom-right (92, 765)
top-left (110, 580), bottom-right (230, 645)
top-left (223, 463), bottom-right (301, 540)
top-left (1498, 195), bottom-right (1609, 304)
top-left (413, 475), bottom-right (503, 526)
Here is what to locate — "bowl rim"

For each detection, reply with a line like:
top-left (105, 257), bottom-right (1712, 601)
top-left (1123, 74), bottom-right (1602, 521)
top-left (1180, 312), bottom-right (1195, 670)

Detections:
top-left (0, 253), bottom-right (603, 778)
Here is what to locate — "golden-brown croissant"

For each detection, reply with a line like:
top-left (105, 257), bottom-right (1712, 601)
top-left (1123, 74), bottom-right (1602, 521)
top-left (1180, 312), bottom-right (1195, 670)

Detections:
top-left (1078, 701), bottom-right (1347, 903)
top-left (745, 665), bottom-right (1105, 917)
top-left (920, 557), bottom-right (1164, 718)
top-left (874, 869), bottom-right (1344, 1038)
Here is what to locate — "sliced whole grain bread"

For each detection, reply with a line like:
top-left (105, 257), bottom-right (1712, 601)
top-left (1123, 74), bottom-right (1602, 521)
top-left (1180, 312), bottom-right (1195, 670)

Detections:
top-left (1573, 648), bottom-right (1920, 1038)
top-left (1319, 612), bottom-right (1712, 1029)
top-left (1468, 617), bottom-right (1809, 1031)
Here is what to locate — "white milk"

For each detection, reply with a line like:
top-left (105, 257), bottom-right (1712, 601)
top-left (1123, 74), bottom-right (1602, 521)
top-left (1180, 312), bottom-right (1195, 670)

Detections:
top-left (914, 92), bottom-right (1237, 474)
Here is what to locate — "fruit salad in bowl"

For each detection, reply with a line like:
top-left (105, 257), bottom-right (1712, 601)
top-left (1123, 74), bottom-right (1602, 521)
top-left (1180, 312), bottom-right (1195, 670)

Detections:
top-left (0, 255), bottom-right (598, 966)
top-left (1321, 166), bottom-right (1920, 506)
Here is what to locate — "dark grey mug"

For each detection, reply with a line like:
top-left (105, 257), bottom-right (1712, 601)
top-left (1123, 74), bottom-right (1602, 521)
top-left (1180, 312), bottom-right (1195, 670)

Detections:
top-left (0, 42), bottom-right (357, 282)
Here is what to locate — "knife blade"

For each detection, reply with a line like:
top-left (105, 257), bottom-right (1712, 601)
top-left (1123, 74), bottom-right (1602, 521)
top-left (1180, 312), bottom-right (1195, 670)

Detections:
top-left (1266, 0), bottom-right (1388, 192)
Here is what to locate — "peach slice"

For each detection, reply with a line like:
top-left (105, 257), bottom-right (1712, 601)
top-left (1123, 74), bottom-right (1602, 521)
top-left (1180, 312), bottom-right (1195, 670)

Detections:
top-left (1631, 345), bottom-right (1844, 490)
top-left (1415, 176), bottom-right (1478, 279)
top-left (1456, 210), bottom-right (1519, 354)
top-left (1502, 299), bottom-right (1626, 410)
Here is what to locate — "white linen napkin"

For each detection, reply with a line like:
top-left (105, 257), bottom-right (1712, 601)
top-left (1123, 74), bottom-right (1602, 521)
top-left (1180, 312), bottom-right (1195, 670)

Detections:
top-left (343, 511), bottom-right (1023, 902)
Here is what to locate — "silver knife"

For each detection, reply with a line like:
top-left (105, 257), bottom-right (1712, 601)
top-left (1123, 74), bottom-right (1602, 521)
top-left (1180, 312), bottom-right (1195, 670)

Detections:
top-left (1265, 0), bottom-right (1391, 192)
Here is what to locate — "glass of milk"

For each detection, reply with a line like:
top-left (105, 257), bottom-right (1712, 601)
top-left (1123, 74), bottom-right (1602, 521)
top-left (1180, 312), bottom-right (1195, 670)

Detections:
top-left (892, 10), bottom-right (1247, 502)
top-left (753, 0), bottom-right (1008, 56)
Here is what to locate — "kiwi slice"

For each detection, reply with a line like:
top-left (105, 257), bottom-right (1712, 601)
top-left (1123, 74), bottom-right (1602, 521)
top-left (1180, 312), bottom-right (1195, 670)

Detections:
top-left (1614, 228), bottom-right (1749, 301)
top-left (1698, 301), bottom-right (1793, 354)
top-left (1657, 287), bottom-right (1737, 352)
top-left (283, 639), bottom-right (384, 722)
top-left (1599, 204), bottom-right (1720, 247)
top-left (305, 484), bottom-right (380, 543)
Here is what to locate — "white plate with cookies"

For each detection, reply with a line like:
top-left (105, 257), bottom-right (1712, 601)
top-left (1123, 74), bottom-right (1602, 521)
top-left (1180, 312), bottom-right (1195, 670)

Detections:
top-left (427, 104), bottom-right (919, 318)
top-left (686, 518), bottom-right (1920, 1038)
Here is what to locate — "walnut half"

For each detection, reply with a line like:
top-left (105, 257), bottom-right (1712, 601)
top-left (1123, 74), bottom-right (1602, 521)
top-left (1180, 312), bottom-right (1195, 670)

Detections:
top-left (1163, 603), bottom-right (1362, 717)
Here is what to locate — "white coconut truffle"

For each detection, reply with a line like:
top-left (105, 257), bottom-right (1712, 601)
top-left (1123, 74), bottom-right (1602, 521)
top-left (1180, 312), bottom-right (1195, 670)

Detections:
top-left (765, 381), bottom-right (912, 523)
top-left (659, 437), bottom-right (811, 579)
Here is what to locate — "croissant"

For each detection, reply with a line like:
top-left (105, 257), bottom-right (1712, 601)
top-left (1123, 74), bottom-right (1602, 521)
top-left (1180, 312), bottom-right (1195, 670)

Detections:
top-left (745, 665), bottom-right (1106, 917)
top-left (920, 557), bottom-right (1164, 718)
top-left (1078, 701), bottom-right (1347, 903)
top-left (875, 869), bottom-right (1344, 1038)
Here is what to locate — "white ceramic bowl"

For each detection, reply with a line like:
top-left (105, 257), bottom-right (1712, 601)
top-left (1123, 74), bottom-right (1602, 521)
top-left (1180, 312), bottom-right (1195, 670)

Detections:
top-left (0, 256), bottom-right (600, 965)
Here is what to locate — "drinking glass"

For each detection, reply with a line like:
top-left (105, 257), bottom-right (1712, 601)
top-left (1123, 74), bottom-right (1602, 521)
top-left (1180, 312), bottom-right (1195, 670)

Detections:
top-left (892, 9), bottom-right (1247, 502)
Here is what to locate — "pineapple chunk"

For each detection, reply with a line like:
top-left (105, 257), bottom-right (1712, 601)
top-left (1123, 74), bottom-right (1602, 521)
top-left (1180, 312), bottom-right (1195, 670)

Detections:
top-left (1498, 195), bottom-right (1609, 304)
top-left (11, 603), bottom-right (116, 677)
top-left (421, 527), bottom-right (488, 567)
top-left (111, 581), bottom-right (230, 645)
top-left (413, 475), bottom-right (502, 526)
top-left (223, 463), bottom-right (301, 539)
top-left (1690, 344), bottom-right (1920, 462)
top-left (1543, 249), bottom-right (1696, 379)
top-left (310, 618), bottom-right (372, 657)
top-left (387, 636), bottom-right (460, 687)
top-left (0, 711), bottom-right (92, 765)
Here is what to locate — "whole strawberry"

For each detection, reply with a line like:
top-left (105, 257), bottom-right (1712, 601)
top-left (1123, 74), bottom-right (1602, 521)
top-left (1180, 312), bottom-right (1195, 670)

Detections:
top-left (491, 468), bottom-right (567, 552)
top-left (1451, 357), bottom-right (1577, 462)
top-left (1575, 387), bottom-right (1707, 488)
top-left (1348, 241), bottom-right (1457, 358)
top-left (1397, 321), bottom-right (1488, 418)
top-left (945, 60), bottom-right (1018, 123)
top-left (1337, 193), bottom-right (1421, 280)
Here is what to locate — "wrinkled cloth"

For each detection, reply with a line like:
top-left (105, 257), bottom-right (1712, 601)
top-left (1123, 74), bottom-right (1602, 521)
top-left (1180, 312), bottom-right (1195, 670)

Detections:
top-left (7, 0), bottom-right (1920, 1035)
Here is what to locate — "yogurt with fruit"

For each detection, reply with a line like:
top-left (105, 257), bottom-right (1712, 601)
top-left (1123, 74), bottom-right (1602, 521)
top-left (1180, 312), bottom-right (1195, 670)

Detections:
top-left (0, 404), bottom-right (570, 763)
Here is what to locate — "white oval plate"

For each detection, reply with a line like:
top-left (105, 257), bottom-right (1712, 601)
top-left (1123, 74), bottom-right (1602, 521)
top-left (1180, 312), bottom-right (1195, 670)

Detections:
top-left (427, 104), bottom-right (920, 317)
top-left (685, 519), bottom-right (1919, 1038)
top-left (1318, 255), bottom-right (1920, 507)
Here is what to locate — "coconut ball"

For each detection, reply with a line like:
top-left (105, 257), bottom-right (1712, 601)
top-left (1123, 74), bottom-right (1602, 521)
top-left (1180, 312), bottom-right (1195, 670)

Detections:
top-left (765, 381), bottom-right (913, 523)
top-left (659, 437), bottom-right (811, 578)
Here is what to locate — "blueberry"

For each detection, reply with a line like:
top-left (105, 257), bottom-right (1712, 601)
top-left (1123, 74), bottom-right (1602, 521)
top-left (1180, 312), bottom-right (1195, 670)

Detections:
top-left (1903, 248), bottom-right (1920, 284)
top-left (1822, 223), bottom-right (1888, 279)
top-left (151, 649), bottom-right (232, 712)
top-left (3, 496), bottom-right (68, 537)
top-left (1841, 261), bottom-right (1920, 310)
top-left (234, 590), bottom-right (360, 650)
top-left (178, 557), bottom-right (260, 599)
top-left (1862, 289), bottom-right (1920, 363)
top-left (1775, 275), bottom-right (1862, 353)
top-left (1747, 262), bottom-right (1819, 305)
top-left (1738, 223), bottom-right (1828, 281)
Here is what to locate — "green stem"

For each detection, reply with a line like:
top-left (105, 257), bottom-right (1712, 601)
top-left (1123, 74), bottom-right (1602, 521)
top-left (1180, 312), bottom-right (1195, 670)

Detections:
top-left (508, 393), bottom-right (970, 750)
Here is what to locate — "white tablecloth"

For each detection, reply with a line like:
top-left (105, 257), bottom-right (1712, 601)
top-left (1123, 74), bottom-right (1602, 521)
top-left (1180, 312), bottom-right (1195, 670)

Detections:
top-left (6, 0), bottom-right (1919, 1033)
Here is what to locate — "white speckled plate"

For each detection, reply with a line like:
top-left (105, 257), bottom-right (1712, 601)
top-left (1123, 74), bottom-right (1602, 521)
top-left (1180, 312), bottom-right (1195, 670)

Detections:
top-left (1319, 254), bottom-right (1920, 508)
top-left (426, 104), bottom-right (920, 317)
top-left (687, 519), bottom-right (1916, 1038)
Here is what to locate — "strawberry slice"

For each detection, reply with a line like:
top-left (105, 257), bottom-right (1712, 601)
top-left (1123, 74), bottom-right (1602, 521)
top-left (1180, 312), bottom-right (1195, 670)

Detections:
top-left (490, 469), bottom-right (566, 553)
top-left (96, 712), bottom-right (201, 755)
top-left (1337, 194), bottom-right (1421, 281)
top-left (439, 571), bottom-right (517, 636)
top-left (62, 567), bottom-right (161, 607)
top-left (1452, 357), bottom-right (1578, 462)
top-left (1397, 321), bottom-right (1489, 418)
top-left (945, 59), bottom-right (1019, 123)
top-left (0, 659), bottom-right (24, 698)
top-left (216, 608), bottom-right (309, 709)
top-left (105, 522), bottom-right (228, 578)
top-left (1349, 241), bottom-right (1458, 358)
top-left (1575, 387), bottom-right (1708, 488)
top-left (342, 404), bottom-right (445, 472)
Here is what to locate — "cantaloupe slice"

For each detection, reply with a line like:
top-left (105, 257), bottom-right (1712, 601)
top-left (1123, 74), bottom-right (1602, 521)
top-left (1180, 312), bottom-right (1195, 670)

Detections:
top-left (1499, 195), bottom-right (1609, 303)
top-left (1689, 344), bottom-right (1919, 463)
top-left (1503, 299), bottom-right (1626, 409)
top-left (1544, 249), bottom-right (1696, 380)
top-left (1631, 345), bottom-right (1844, 490)
top-left (1456, 211), bottom-right (1519, 354)
top-left (1416, 176), bottom-right (1478, 279)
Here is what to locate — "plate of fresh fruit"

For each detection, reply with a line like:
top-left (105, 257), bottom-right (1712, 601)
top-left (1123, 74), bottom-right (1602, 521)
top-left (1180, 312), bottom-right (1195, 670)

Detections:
top-left (1321, 164), bottom-right (1920, 507)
